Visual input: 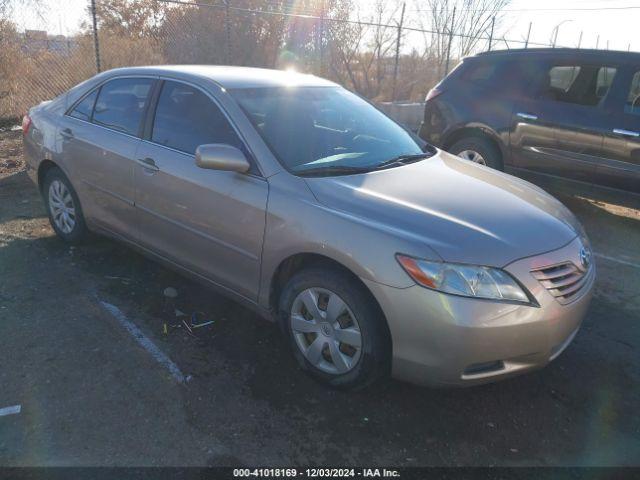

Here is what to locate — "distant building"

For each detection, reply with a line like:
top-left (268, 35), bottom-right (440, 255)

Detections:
top-left (22, 30), bottom-right (77, 55)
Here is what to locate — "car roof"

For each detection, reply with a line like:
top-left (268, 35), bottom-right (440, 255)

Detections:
top-left (100, 65), bottom-right (339, 89)
top-left (475, 48), bottom-right (640, 63)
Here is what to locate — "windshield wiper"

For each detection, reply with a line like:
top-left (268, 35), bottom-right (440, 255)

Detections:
top-left (373, 152), bottom-right (434, 171)
top-left (295, 165), bottom-right (372, 177)
top-left (295, 151), bottom-right (435, 177)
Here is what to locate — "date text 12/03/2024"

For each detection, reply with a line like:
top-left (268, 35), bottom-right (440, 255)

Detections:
top-left (232, 469), bottom-right (401, 478)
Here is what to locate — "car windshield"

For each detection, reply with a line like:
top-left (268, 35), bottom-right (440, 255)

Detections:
top-left (231, 86), bottom-right (429, 176)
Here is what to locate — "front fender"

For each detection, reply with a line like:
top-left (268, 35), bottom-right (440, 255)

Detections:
top-left (258, 174), bottom-right (439, 309)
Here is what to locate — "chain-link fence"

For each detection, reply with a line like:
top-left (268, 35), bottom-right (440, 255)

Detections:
top-left (0, 0), bottom-right (629, 120)
top-left (0, 8), bottom-right (96, 120)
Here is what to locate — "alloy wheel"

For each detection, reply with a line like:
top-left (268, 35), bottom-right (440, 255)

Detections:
top-left (457, 149), bottom-right (487, 165)
top-left (290, 287), bottom-right (362, 375)
top-left (48, 179), bottom-right (76, 234)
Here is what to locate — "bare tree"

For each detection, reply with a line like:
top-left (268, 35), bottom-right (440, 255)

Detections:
top-left (414, 0), bottom-right (511, 71)
top-left (89, 0), bottom-right (168, 39)
top-left (327, 0), bottom-right (404, 99)
top-left (1, 0), bottom-right (48, 26)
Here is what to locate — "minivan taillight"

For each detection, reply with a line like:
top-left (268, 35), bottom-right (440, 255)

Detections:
top-left (425, 87), bottom-right (443, 102)
top-left (22, 114), bottom-right (32, 136)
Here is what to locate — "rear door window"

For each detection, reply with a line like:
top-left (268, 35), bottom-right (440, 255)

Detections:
top-left (597, 67), bottom-right (617, 97)
top-left (151, 81), bottom-right (242, 155)
top-left (92, 78), bottom-right (154, 136)
top-left (549, 66), bottom-right (581, 92)
top-left (539, 64), bottom-right (617, 107)
top-left (625, 70), bottom-right (640, 115)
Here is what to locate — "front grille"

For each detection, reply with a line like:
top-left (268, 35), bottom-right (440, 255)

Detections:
top-left (531, 262), bottom-right (591, 305)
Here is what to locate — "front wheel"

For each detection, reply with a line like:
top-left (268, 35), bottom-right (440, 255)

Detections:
top-left (449, 137), bottom-right (503, 170)
top-left (279, 267), bottom-right (391, 390)
top-left (43, 167), bottom-right (88, 244)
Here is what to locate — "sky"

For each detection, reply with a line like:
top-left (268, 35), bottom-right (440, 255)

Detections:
top-left (11, 0), bottom-right (640, 53)
top-left (492, 0), bottom-right (639, 51)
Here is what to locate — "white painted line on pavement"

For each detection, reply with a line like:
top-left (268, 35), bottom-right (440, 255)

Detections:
top-left (595, 253), bottom-right (640, 270)
top-left (0, 405), bottom-right (21, 417)
top-left (100, 301), bottom-right (188, 384)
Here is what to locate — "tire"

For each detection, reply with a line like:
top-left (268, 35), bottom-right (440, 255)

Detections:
top-left (449, 136), bottom-right (503, 170)
top-left (43, 167), bottom-right (89, 244)
top-left (279, 267), bottom-right (391, 390)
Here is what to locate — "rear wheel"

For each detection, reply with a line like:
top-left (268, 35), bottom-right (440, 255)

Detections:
top-left (279, 267), bottom-right (390, 390)
top-left (449, 136), bottom-right (503, 170)
top-left (43, 167), bottom-right (88, 244)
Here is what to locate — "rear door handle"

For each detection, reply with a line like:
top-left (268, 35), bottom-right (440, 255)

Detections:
top-left (516, 112), bottom-right (538, 121)
top-left (60, 128), bottom-right (74, 139)
top-left (137, 157), bottom-right (159, 171)
top-left (613, 128), bottom-right (639, 138)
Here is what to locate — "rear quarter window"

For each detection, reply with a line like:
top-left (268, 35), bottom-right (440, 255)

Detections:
top-left (459, 58), bottom-right (530, 95)
top-left (68, 90), bottom-right (98, 122)
top-left (461, 61), bottom-right (499, 85)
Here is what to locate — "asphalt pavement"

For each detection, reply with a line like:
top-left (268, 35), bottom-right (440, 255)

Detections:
top-left (1, 152), bottom-right (638, 466)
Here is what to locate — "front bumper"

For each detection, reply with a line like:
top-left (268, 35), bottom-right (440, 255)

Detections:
top-left (364, 237), bottom-right (595, 387)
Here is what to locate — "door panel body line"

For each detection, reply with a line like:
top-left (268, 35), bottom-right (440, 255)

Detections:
top-left (135, 203), bottom-right (259, 260)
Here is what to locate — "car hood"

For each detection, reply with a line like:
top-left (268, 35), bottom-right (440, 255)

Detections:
top-left (303, 151), bottom-right (581, 267)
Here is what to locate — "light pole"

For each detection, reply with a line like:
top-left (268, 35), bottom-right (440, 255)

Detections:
top-left (552, 20), bottom-right (572, 48)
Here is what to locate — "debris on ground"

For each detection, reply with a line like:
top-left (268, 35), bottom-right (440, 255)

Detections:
top-left (161, 287), bottom-right (215, 338)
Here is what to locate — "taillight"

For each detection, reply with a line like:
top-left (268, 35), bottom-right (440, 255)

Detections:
top-left (425, 87), bottom-right (443, 102)
top-left (22, 114), bottom-right (32, 136)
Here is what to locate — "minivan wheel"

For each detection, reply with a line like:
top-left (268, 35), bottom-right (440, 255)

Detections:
top-left (279, 268), bottom-right (391, 390)
top-left (449, 137), bottom-right (503, 170)
top-left (43, 167), bottom-right (88, 244)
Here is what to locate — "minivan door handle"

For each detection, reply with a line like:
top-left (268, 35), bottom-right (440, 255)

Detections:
top-left (516, 112), bottom-right (538, 121)
top-left (613, 128), bottom-right (640, 138)
top-left (137, 157), bottom-right (160, 172)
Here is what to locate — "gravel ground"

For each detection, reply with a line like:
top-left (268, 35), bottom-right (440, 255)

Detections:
top-left (0, 129), bottom-right (639, 466)
top-left (0, 130), bottom-right (23, 176)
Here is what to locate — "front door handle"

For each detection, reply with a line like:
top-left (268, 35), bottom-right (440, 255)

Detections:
top-left (60, 128), bottom-right (74, 139)
top-left (516, 112), bottom-right (538, 121)
top-left (613, 128), bottom-right (640, 138)
top-left (137, 157), bottom-right (159, 171)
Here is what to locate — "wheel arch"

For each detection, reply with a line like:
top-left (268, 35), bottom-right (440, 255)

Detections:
top-left (268, 252), bottom-right (389, 335)
top-left (37, 159), bottom-right (62, 194)
top-left (442, 125), bottom-right (506, 165)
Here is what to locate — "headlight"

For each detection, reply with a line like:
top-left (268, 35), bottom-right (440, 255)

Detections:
top-left (396, 254), bottom-right (533, 304)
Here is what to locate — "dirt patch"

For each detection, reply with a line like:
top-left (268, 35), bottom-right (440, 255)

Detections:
top-left (0, 129), bottom-right (24, 176)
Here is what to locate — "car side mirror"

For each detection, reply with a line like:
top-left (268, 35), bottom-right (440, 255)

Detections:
top-left (195, 144), bottom-right (250, 173)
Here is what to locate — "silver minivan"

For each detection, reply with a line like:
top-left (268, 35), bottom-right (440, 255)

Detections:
top-left (23, 66), bottom-right (595, 389)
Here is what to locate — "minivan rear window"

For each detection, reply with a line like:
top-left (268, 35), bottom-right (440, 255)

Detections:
top-left (464, 62), bottom-right (497, 84)
top-left (458, 59), bottom-right (528, 92)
